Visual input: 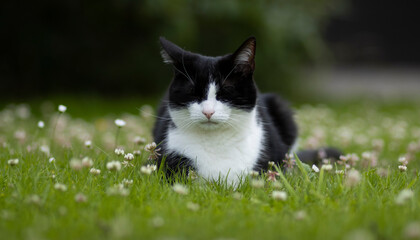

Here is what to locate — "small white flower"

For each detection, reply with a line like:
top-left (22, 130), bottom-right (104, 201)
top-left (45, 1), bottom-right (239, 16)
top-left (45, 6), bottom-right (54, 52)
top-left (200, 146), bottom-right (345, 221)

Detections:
top-left (37, 121), bottom-right (45, 129)
top-left (122, 178), bottom-right (133, 187)
top-left (84, 140), bottom-right (92, 148)
top-left (399, 165), bottom-right (407, 172)
top-left (49, 157), bottom-right (55, 163)
top-left (70, 158), bottom-right (83, 171)
top-left (58, 105), bottom-right (67, 113)
top-left (395, 189), bottom-right (414, 205)
top-left (186, 202), bottom-right (200, 211)
top-left (345, 169), bottom-right (361, 187)
top-left (106, 161), bottom-right (122, 171)
top-left (114, 148), bottom-right (125, 156)
top-left (312, 164), bottom-right (320, 173)
top-left (172, 184), bottom-right (188, 195)
top-left (107, 184), bottom-right (129, 196)
top-left (114, 119), bottom-right (126, 127)
top-left (39, 145), bottom-right (50, 155)
top-left (26, 195), bottom-right (41, 205)
top-left (321, 164), bottom-right (333, 171)
top-left (144, 142), bottom-right (157, 152)
top-left (89, 168), bottom-right (101, 175)
top-left (133, 150), bottom-right (141, 156)
top-left (124, 153), bottom-right (134, 161)
top-left (54, 183), bottom-right (67, 192)
top-left (268, 161), bottom-right (275, 167)
top-left (249, 170), bottom-right (259, 177)
top-left (251, 179), bottom-right (265, 188)
top-left (140, 164), bottom-right (157, 175)
top-left (232, 192), bottom-right (243, 200)
top-left (140, 166), bottom-right (152, 175)
top-left (398, 156), bottom-right (408, 166)
top-left (7, 159), bottom-right (19, 166)
top-left (335, 170), bottom-right (345, 175)
top-left (74, 193), bottom-right (87, 203)
top-left (272, 191), bottom-right (287, 201)
top-left (81, 157), bottom-right (93, 168)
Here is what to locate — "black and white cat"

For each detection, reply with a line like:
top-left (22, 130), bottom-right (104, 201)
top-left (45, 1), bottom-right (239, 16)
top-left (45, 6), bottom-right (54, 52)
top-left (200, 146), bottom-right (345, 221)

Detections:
top-left (153, 37), bottom-right (338, 184)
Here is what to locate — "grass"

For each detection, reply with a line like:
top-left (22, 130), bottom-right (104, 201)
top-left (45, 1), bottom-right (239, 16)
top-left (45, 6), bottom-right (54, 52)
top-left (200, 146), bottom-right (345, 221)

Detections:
top-left (1, 98), bottom-right (420, 240)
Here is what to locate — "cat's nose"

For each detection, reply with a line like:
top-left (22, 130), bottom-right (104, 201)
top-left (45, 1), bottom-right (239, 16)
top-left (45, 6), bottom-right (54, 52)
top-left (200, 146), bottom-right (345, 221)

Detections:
top-left (202, 109), bottom-right (215, 120)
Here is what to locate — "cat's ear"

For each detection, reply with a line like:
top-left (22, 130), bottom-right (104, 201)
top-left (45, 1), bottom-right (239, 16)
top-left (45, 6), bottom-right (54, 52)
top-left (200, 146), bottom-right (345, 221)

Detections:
top-left (159, 37), bottom-right (185, 64)
top-left (232, 37), bottom-right (256, 71)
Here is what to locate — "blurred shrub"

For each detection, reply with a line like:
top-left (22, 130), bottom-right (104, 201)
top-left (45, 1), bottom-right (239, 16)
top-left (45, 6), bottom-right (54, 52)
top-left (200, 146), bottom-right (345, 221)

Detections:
top-left (1, 0), bottom-right (344, 99)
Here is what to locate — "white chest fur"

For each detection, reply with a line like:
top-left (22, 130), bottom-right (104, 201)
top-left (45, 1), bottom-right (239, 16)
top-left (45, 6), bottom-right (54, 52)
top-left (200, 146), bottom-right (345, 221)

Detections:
top-left (166, 109), bottom-right (264, 184)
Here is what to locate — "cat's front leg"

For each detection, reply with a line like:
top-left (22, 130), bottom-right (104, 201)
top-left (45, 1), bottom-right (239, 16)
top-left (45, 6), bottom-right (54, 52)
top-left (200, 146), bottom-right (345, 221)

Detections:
top-left (158, 153), bottom-right (195, 179)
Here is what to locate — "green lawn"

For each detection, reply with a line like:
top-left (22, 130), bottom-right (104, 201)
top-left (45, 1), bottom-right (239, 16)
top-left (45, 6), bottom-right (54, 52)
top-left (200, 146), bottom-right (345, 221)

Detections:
top-left (1, 98), bottom-right (420, 240)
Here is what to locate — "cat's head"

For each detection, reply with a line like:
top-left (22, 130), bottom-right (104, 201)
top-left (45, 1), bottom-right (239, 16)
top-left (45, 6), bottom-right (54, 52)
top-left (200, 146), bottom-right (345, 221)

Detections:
top-left (160, 37), bottom-right (258, 131)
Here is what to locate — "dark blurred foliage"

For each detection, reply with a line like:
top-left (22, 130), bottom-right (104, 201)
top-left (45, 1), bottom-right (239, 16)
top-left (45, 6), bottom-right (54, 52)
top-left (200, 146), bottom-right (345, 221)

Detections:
top-left (1, 0), bottom-right (344, 99)
top-left (324, 0), bottom-right (420, 65)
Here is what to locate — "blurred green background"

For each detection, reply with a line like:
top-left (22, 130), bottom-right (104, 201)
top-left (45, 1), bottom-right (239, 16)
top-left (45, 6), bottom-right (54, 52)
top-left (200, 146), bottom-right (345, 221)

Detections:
top-left (1, 0), bottom-right (345, 100)
top-left (1, 0), bottom-right (419, 102)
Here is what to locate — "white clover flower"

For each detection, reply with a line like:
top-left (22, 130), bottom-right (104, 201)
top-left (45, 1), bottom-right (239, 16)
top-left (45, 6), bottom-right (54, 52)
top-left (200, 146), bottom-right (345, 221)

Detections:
top-left (122, 178), bottom-right (134, 187)
top-left (58, 105), bottom-right (67, 113)
top-left (39, 145), bottom-right (50, 155)
top-left (140, 164), bottom-right (157, 175)
top-left (89, 168), bottom-right (101, 175)
top-left (144, 142), bottom-right (157, 152)
top-left (7, 159), bottom-right (19, 166)
top-left (84, 140), bottom-right (92, 148)
top-left (133, 150), bottom-right (141, 156)
top-left (106, 161), bottom-right (122, 171)
top-left (395, 189), bottom-right (414, 205)
top-left (321, 164), bottom-right (333, 171)
top-left (140, 166), bottom-right (152, 175)
top-left (172, 184), bottom-right (188, 195)
top-left (81, 157), bottom-right (93, 168)
top-left (186, 202), bottom-right (200, 211)
top-left (312, 164), bottom-right (320, 173)
top-left (345, 169), bottom-right (361, 187)
top-left (399, 165), bottom-right (407, 172)
top-left (114, 148), bottom-right (125, 156)
top-left (268, 161), bottom-right (275, 167)
top-left (49, 157), bottom-right (55, 163)
top-left (26, 194), bottom-right (41, 205)
top-left (232, 192), bottom-right (243, 200)
top-left (272, 191), bottom-right (287, 201)
top-left (74, 193), bottom-right (87, 203)
top-left (335, 170), bottom-right (345, 175)
top-left (124, 153), bottom-right (134, 161)
top-left (249, 170), bottom-right (259, 177)
top-left (54, 183), bottom-right (67, 192)
top-left (107, 184), bottom-right (129, 196)
top-left (114, 119), bottom-right (126, 127)
top-left (70, 158), bottom-right (83, 171)
top-left (398, 156), bottom-right (408, 166)
top-left (251, 179), bottom-right (265, 188)
top-left (37, 121), bottom-right (45, 129)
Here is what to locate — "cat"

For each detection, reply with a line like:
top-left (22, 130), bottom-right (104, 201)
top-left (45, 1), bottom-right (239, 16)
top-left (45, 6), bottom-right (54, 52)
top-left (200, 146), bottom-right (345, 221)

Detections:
top-left (153, 36), bottom-right (340, 184)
